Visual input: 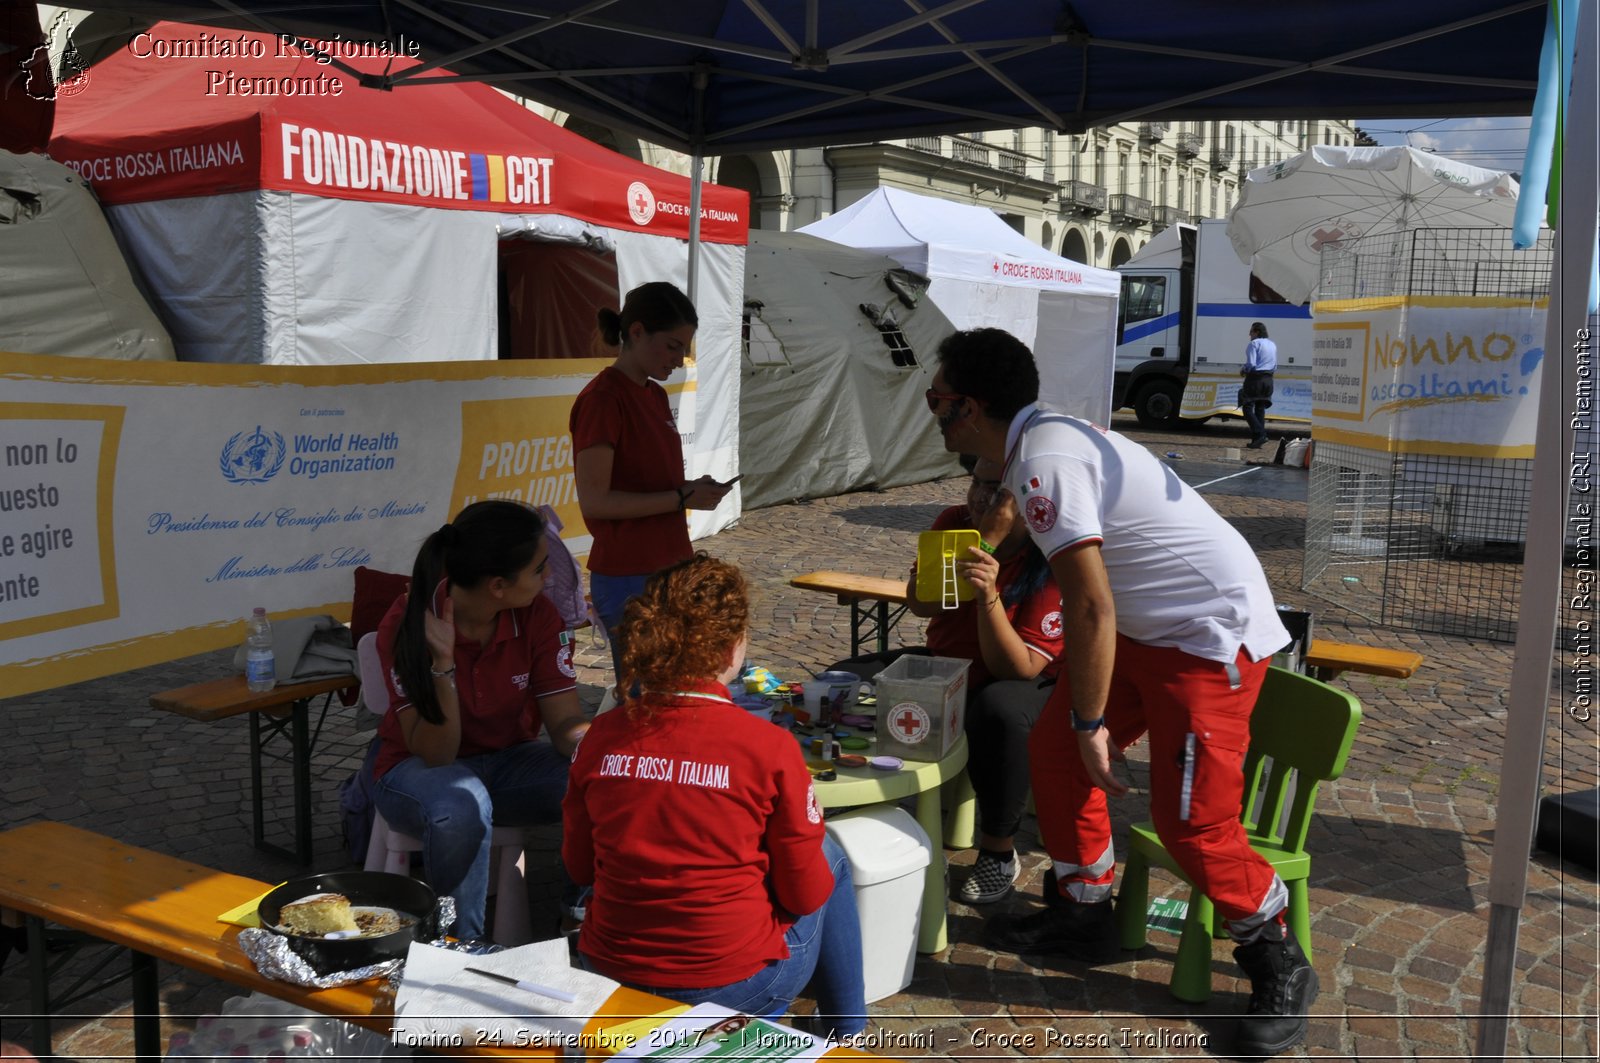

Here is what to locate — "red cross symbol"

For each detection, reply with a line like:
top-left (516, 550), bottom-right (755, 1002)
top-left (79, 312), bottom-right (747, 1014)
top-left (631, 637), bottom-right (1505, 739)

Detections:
top-left (1310, 227), bottom-right (1347, 251)
top-left (894, 708), bottom-right (921, 737)
top-left (991, 261), bottom-right (999, 272)
top-left (634, 190), bottom-right (650, 214)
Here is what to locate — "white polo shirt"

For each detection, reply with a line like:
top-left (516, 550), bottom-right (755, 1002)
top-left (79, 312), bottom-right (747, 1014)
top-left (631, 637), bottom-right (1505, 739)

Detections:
top-left (1001, 404), bottom-right (1290, 664)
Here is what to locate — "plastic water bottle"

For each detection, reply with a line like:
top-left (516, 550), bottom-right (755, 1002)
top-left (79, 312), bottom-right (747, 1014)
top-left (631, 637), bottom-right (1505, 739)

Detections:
top-left (245, 607), bottom-right (276, 693)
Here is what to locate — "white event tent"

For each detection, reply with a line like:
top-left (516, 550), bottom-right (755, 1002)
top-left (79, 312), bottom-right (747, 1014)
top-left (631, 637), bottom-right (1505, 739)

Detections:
top-left (800, 187), bottom-right (1122, 422)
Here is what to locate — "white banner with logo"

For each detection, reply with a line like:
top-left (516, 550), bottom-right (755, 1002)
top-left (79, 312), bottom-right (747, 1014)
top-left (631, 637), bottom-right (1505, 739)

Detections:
top-left (1309, 296), bottom-right (1547, 456)
top-left (0, 352), bottom-right (733, 697)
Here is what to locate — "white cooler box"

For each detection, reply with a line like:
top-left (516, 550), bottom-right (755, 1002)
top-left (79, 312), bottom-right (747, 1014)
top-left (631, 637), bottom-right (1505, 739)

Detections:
top-left (824, 805), bottom-right (931, 1003)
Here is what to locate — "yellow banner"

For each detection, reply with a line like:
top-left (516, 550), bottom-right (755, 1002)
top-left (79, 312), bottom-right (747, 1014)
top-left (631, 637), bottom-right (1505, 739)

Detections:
top-left (0, 352), bottom-right (701, 696)
top-left (1310, 297), bottom-right (1546, 457)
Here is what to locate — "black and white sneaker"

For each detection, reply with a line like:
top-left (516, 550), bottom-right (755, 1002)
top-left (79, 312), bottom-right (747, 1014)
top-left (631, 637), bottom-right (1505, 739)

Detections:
top-left (956, 852), bottom-right (1018, 905)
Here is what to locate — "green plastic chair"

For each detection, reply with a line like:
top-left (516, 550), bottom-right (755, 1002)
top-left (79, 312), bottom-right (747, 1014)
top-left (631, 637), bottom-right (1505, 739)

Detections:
top-left (1115, 666), bottom-right (1362, 1002)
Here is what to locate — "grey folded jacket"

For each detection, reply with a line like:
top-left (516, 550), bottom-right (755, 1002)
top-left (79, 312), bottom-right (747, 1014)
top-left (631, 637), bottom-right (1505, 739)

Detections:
top-left (232, 614), bottom-right (357, 683)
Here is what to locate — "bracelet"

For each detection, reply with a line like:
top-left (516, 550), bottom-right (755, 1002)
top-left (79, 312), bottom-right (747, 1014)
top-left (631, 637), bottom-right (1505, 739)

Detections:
top-left (977, 539), bottom-right (998, 555)
top-left (430, 665), bottom-right (457, 678)
top-left (1071, 710), bottom-right (1105, 733)
top-left (676, 485), bottom-right (690, 511)
top-left (985, 596), bottom-right (1002, 610)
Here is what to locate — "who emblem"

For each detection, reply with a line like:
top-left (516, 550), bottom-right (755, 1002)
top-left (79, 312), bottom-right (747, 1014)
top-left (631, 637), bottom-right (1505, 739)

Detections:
top-left (220, 426), bottom-right (286, 484)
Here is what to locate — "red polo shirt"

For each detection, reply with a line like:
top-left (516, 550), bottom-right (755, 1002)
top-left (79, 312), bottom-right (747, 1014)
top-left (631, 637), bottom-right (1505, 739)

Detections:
top-left (372, 593), bottom-right (577, 779)
top-left (924, 505), bottom-right (1065, 688)
top-left (569, 366), bottom-right (693, 576)
top-left (563, 683), bottom-right (834, 988)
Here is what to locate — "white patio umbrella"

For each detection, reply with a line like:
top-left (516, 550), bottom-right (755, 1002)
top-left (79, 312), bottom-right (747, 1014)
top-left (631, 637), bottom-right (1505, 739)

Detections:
top-left (1227, 145), bottom-right (1521, 304)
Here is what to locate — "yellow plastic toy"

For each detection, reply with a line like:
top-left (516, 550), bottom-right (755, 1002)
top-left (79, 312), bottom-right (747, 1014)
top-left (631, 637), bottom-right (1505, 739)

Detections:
top-left (915, 528), bottom-right (982, 609)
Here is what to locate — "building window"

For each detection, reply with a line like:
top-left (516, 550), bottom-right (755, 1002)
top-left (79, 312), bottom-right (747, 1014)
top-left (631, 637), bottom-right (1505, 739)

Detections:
top-left (1118, 152), bottom-right (1129, 195)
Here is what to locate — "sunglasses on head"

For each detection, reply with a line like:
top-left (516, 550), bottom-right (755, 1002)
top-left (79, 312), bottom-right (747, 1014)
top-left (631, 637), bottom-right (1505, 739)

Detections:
top-left (925, 388), bottom-right (966, 412)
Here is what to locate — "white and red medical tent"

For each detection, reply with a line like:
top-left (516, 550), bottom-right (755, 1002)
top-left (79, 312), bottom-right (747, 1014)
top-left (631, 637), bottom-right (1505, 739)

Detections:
top-left (48, 21), bottom-right (748, 370)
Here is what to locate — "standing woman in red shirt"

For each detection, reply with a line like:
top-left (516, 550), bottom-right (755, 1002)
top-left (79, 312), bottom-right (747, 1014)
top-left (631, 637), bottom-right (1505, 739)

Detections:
top-left (570, 282), bottom-right (731, 680)
top-left (563, 555), bottom-right (867, 1036)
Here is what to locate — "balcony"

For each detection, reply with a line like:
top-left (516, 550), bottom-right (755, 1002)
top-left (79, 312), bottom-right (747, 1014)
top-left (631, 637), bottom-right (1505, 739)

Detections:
top-left (996, 148), bottom-right (1027, 176)
top-left (1175, 130), bottom-right (1202, 157)
top-left (1061, 179), bottom-right (1107, 215)
top-left (906, 135), bottom-right (943, 154)
top-left (1139, 121), bottom-right (1170, 142)
top-left (950, 137), bottom-right (991, 166)
top-left (1210, 146), bottom-right (1235, 171)
top-left (1109, 193), bottom-right (1152, 226)
top-left (1152, 204), bottom-right (1191, 228)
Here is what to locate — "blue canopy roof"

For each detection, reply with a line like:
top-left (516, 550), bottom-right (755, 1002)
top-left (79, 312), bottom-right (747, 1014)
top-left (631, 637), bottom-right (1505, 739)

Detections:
top-left (65, 0), bottom-right (1544, 153)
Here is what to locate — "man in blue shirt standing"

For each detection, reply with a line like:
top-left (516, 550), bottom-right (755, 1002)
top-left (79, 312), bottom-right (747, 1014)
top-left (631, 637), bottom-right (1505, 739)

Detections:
top-left (1240, 322), bottom-right (1277, 449)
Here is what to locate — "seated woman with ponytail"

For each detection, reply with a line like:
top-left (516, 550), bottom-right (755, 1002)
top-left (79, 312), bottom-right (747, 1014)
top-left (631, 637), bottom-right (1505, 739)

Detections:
top-left (563, 555), bottom-right (867, 1036)
top-left (372, 500), bottom-right (589, 941)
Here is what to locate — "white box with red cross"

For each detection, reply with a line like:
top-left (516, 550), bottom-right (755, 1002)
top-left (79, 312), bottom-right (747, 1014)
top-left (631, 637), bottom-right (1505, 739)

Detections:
top-left (873, 655), bottom-right (969, 762)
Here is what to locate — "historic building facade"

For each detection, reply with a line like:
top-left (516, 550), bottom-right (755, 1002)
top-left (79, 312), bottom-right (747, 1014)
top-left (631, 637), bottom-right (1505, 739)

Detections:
top-left (529, 109), bottom-right (1366, 270)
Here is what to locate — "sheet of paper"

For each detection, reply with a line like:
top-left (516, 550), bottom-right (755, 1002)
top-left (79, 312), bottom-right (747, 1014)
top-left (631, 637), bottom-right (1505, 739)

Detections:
top-left (609, 1003), bottom-right (830, 1063)
top-left (216, 884), bottom-right (281, 928)
top-left (393, 940), bottom-right (619, 1053)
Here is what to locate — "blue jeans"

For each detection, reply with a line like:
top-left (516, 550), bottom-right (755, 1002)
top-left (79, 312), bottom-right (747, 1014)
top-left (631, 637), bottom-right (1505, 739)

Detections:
top-left (586, 835), bottom-right (868, 1036)
top-left (590, 571), bottom-right (650, 680)
top-left (373, 741), bottom-right (568, 940)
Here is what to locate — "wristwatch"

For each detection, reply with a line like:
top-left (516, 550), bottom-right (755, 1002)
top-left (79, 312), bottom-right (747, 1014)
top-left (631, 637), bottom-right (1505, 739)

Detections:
top-left (1071, 710), bottom-right (1105, 733)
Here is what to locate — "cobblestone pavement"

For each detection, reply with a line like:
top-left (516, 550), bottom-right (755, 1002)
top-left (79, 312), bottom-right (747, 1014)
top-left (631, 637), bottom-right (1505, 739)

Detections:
top-left (2, 416), bottom-right (1596, 1061)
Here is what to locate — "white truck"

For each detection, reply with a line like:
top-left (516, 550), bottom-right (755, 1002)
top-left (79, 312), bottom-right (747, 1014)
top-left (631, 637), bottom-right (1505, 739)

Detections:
top-left (1112, 219), bottom-right (1313, 427)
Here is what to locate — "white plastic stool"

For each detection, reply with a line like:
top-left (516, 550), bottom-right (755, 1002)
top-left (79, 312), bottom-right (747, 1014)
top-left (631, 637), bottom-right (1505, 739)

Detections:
top-left (363, 812), bottom-right (531, 946)
top-left (357, 632), bottom-right (532, 946)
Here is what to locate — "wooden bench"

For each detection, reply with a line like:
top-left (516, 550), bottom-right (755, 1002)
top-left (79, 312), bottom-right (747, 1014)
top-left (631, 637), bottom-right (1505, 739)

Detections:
top-left (0, 822), bottom-right (877, 1063)
top-left (791, 569), bottom-right (1425, 684)
top-left (789, 571), bottom-right (910, 657)
top-left (149, 674), bottom-right (355, 865)
top-left (1304, 639), bottom-right (1424, 682)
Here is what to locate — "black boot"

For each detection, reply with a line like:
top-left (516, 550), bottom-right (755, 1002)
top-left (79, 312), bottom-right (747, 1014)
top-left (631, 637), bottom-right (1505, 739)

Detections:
top-left (1232, 932), bottom-right (1318, 1058)
top-left (983, 897), bottom-right (1120, 962)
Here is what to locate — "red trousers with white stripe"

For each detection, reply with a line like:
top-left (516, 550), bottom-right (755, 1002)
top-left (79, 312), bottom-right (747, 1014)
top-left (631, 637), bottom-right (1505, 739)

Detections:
top-left (1029, 635), bottom-right (1280, 923)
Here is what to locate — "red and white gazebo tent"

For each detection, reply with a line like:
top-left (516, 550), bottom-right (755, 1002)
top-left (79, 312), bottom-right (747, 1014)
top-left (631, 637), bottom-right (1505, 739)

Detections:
top-left (48, 20), bottom-right (748, 368)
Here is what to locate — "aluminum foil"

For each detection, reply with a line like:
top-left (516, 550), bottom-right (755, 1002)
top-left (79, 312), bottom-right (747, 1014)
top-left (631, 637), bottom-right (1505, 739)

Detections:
top-left (238, 928), bottom-right (402, 989)
top-left (240, 897), bottom-right (493, 991)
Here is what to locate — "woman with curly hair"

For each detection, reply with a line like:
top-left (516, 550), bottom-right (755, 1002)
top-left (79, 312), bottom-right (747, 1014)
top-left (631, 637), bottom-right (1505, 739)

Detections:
top-left (372, 500), bottom-right (589, 941)
top-left (562, 555), bottom-right (867, 1035)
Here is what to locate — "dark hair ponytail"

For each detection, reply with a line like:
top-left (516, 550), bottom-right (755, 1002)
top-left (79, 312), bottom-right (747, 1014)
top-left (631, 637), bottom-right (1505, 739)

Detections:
top-left (596, 281), bottom-right (697, 348)
top-left (392, 500), bottom-right (546, 724)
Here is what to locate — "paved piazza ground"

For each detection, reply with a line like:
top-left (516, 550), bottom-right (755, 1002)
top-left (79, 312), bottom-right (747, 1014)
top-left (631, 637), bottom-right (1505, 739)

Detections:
top-left (2, 415), bottom-right (1595, 1060)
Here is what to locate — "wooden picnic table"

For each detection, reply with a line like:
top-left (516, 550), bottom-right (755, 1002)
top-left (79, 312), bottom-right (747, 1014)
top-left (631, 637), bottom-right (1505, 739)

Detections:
top-left (789, 569), bottom-right (1424, 681)
top-left (0, 821), bottom-right (886, 1063)
top-left (789, 571), bottom-right (909, 657)
top-left (149, 674), bottom-right (356, 864)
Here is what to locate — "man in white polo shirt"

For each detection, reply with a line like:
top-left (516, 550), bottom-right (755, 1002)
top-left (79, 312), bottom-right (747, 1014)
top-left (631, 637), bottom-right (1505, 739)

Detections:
top-left (925, 328), bottom-right (1311, 1058)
